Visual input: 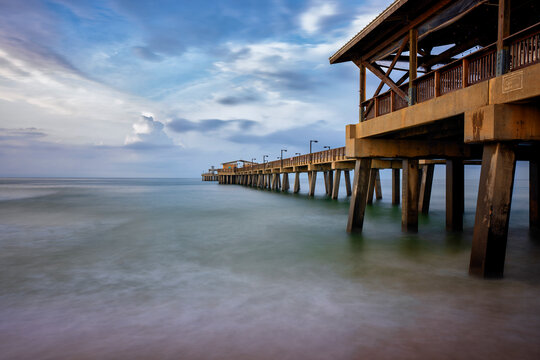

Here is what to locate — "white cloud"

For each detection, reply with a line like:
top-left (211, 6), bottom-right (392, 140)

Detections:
top-left (299, 1), bottom-right (337, 35)
top-left (125, 114), bottom-right (174, 148)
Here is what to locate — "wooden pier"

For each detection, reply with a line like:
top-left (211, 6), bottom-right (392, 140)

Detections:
top-left (207, 0), bottom-right (540, 278)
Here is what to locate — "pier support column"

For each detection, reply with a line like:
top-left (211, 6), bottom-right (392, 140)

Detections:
top-left (392, 169), bottom-right (400, 205)
top-left (323, 172), bottom-right (329, 195)
top-left (419, 164), bottom-right (435, 214)
top-left (308, 171), bottom-right (317, 197)
top-left (283, 173), bottom-right (289, 192)
top-left (347, 158), bottom-right (372, 233)
top-left (294, 172), bottom-right (300, 193)
top-left (271, 174), bottom-right (277, 190)
top-left (531, 159), bottom-right (540, 234)
top-left (402, 159), bottom-right (420, 232)
top-left (470, 143), bottom-right (516, 278)
top-left (344, 170), bottom-right (352, 196)
top-left (327, 171), bottom-right (334, 196)
top-left (446, 159), bottom-right (464, 231)
top-left (278, 174), bottom-right (282, 190)
top-left (267, 174), bottom-right (271, 189)
top-left (332, 170), bottom-right (341, 200)
top-left (367, 169), bottom-right (377, 204)
top-left (375, 170), bottom-right (382, 200)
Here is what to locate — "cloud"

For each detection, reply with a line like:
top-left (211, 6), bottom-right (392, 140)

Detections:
top-left (0, 127), bottom-right (47, 141)
top-left (216, 94), bottom-right (258, 105)
top-left (124, 115), bottom-right (174, 149)
top-left (167, 118), bottom-right (258, 134)
top-left (132, 46), bottom-right (163, 62)
top-left (299, 1), bottom-right (338, 35)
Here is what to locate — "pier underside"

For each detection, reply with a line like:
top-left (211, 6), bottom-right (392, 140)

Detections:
top-left (345, 63), bottom-right (540, 278)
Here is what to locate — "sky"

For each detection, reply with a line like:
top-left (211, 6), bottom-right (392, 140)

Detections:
top-left (0, 0), bottom-right (394, 178)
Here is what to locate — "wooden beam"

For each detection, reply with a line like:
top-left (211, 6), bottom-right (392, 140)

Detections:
top-left (332, 169), bottom-right (341, 200)
top-left (392, 168), bottom-right (400, 205)
top-left (344, 170), bottom-right (352, 197)
top-left (496, 0), bottom-right (511, 75)
top-left (282, 173), bottom-right (289, 192)
top-left (402, 159), bottom-right (420, 231)
top-left (418, 164), bottom-right (434, 214)
top-left (360, 64), bottom-right (366, 121)
top-left (294, 172), bottom-right (300, 193)
top-left (409, 28), bottom-right (418, 106)
top-left (470, 143), bottom-right (516, 277)
top-left (531, 159), bottom-right (540, 233)
top-left (446, 159), bottom-right (464, 231)
top-left (308, 171), bottom-right (317, 197)
top-left (361, 61), bottom-right (409, 102)
top-left (367, 169), bottom-right (377, 205)
top-left (375, 170), bottom-right (382, 200)
top-left (365, 35), bottom-right (410, 115)
top-left (347, 139), bottom-right (471, 159)
top-left (362, 0), bottom-right (453, 62)
top-left (347, 159), bottom-right (372, 233)
top-left (328, 170), bottom-right (334, 196)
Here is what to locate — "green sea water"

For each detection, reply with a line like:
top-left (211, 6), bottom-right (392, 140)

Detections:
top-left (1, 173), bottom-right (539, 359)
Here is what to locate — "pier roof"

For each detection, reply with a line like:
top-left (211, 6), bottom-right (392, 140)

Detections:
top-left (330, 0), bottom-right (539, 65)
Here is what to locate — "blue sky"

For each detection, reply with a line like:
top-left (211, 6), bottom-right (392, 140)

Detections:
top-left (0, 0), bottom-right (392, 177)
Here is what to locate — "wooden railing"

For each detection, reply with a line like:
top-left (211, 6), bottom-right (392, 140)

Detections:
top-left (361, 24), bottom-right (540, 120)
top-left (218, 147), bottom-right (348, 174)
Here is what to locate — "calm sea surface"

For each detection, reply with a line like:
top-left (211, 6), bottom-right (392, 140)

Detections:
top-left (1, 172), bottom-right (540, 359)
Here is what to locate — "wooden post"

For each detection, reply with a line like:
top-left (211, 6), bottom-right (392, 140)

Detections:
top-left (418, 164), bottom-right (435, 214)
top-left (344, 170), bottom-right (352, 196)
top-left (408, 28), bottom-right (418, 106)
top-left (294, 172), bottom-right (300, 193)
top-left (367, 169), bottom-right (377, 204)
top-left (347, 158), bottom-right (372, 233)
top-left (323, 171), bottom-right (329, 194)
top-left (496, 0), bottom-right (511, 76)
top-left (326, 170), bottom-right (334, 196)
top-left (359, 64), bottom-right (366, 122)
top-left (277, 173), bottom-right (282, 189)
top-left (531, 159), bottom-right (540, 233)
top-left (470, 143), bottom-right (516, 277)
top-left (283, 173), bottom-right (289, 192)
top-left (462, 58), bottom-right (469, 88)
top-left (308, 171), bottom-right (317, 197)
top-left (402, 159), bottom-right (419, 232)
top-left (446, 159), bottom-right (464, 231)
top-left (375, 169), bottom-right (382, 200)
top-left (332, 170), bottom-right (341, 200)
top-left (392, 168), bottom-right (400, 205)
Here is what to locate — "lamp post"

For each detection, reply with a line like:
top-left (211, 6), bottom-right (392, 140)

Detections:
top-left (263, 155), bottom-right (268, 168)
top-left (280, 149), bottom-right (287, 168)
top-left (310, 140), bottom-right (318, 163)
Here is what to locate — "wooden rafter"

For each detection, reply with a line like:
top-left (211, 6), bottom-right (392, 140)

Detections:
top-left (362, 0), bottom-right (453, 62)
top-left (365, 35), bottom-right (409, 115)
top-left (361, 61), bottom-right (409, 103)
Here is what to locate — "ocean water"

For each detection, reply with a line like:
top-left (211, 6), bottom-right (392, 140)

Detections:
top-left (1, 174), bottom-right (539, 360)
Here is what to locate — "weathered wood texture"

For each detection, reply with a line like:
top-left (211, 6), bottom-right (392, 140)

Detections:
top-left (308, 171), bottom-right (317, 197)
top-left (367, 169), bottom-right (377, 204)
top-left (344, 170), bottom-right (352, 196)
top-left (446, 159), bottom-right (464, 231)
top-left (294, 172), bottom-right (300, 193)
top-left (530, 159), bottom-right (539, 233)
top-left (375, 170), bottom-right (382, 200)
top-left (392, 168), bottom-right (400, 205)
top-left (347, 159), bottom-right (372, 233)
top-left (418, 164), bottom-right (435, 214)
top-left (332, 170), bottom-right (341, 200)
top-left (402, 159), bottom-right (419, 232)
top-left (470, 143), bottom-right (516, 277)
